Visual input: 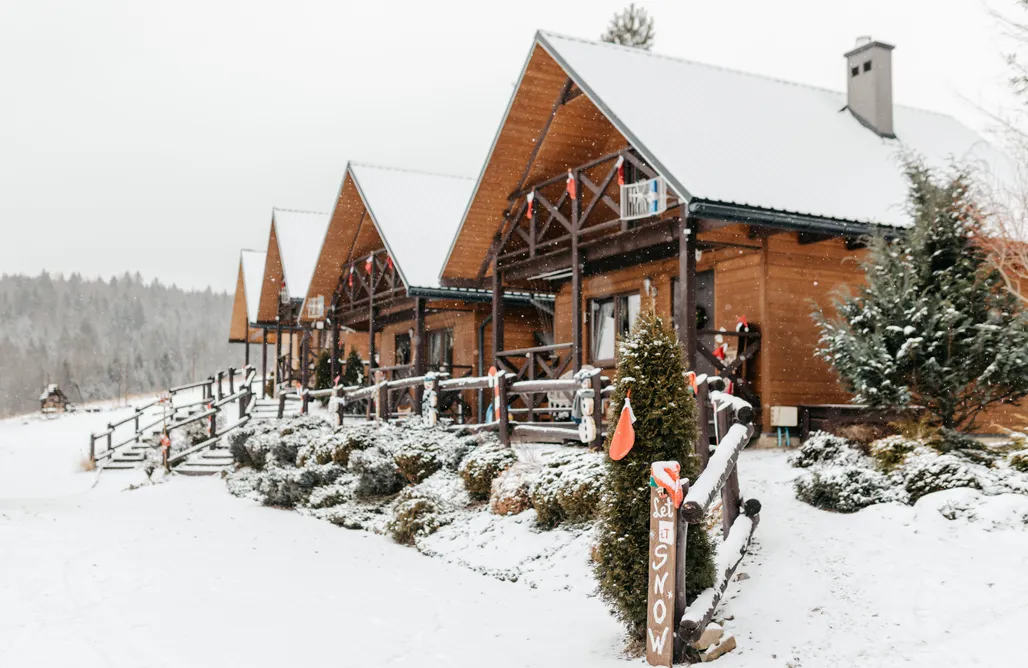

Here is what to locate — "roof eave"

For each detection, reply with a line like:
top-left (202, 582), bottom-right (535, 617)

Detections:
top-left (687, 200), bottom-right (900, 237)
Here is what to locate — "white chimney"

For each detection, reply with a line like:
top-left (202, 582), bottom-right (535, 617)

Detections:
top-left (844, 37), bottom-right (895, 138)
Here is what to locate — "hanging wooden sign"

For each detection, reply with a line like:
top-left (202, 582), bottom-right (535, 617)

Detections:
top-left (646, 485), bottom-right (677, 666)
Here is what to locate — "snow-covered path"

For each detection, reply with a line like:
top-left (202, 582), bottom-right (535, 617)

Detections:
top-left (0, 412), bottom-right (625, 668)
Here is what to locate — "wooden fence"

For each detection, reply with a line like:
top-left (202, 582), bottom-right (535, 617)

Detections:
top-left (88, 366), bottom-right (257, 466)
top-left (670, 375), bottom-right (761, 659)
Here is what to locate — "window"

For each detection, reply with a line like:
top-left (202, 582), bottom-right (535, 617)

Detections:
top-left (863, 60), bottom-right (872, 72)
top-left (851, 66), bottom-right (859, 77)
top-left (428, 328), bottom-right (453, 369)
top-left (394, 332), bottom-right (411, 366)
top-left (306, 295), bottom-right (324, 319)
top-left (589, 293), bottom-right (640, 363)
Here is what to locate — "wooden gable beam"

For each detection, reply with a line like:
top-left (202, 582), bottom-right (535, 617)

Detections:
top-left (510, 77), bottom-right (575, 200)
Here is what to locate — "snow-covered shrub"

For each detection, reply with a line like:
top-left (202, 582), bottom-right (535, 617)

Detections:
top-left (254, 463), bottom-right (343, 508)
top-left (530, 449), bottom-right (605, 528)
top-left (901, 451), bottom-right (980, 502)
top-left (869, 435), bottom-right (918, 471)
top-left (490, 462), bottom-right (537, 516)
top-left (350, 446), bottom-right (405, 497)
top-left (833, 423), bottom-right (888, 450)
top-left (392, 424), bottom-right (480, 484)
top-left (393, 439), bottom-right (444, 484)
top-left (793, 465), bottom-right (894, 513)
top-left (1009, 450), bottom-right (1028, 474)
top-left (790, 431), bottom-right (862, 468)
top-left (178, 420), bottom-right (209, 447)
top-left (330, 423), bottom-right (380, 467)
top-left (307, 475), bottom-right (357, 509)
top-left (459, 443), bottom-right (517, 500)
top-left (228, 422), bottom-right (277, 469)
top-left (388, 498), bottom-right (446, 545)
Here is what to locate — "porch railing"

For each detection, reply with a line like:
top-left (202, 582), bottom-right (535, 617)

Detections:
top-left (495, 343), bottom-right (574, 423)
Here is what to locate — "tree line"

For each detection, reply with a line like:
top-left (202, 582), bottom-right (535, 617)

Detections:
top-left (0, 272), bottom-right (236, 418)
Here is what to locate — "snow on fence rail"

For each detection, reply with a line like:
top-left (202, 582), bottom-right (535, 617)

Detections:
top-left (88, 366), bottom-right (257, 466)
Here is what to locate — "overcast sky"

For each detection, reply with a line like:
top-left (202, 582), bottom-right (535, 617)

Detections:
top-left (1, 0), bottom-right (1023, 292)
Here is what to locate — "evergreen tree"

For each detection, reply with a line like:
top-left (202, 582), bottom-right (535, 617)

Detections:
top-left (601, 3), bottom-right (655, 50)
top-left (594, 311), bottom-right (716, 640)
top-left (343, 348), bottom-right (363, 386)
top-left (815, 159), bottom-right (1028, 431)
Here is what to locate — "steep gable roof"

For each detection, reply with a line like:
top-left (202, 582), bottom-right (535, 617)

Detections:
top-left (273, 208), bottom-right (330, 301)
top-left (440, 31), bottom-right (1011, 282)
top-left (240, 249), bottom-right (266, 325)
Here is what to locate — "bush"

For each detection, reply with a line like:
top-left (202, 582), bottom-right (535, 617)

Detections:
top-left (790, 431), bottom-right (862, 468)
top-left (869, 436), bottom-right (918, 471)
top-left (350, 446), bottom-right (405, 497)
top-left (902, 452), bottom-right (981, 502)
top-left (490, 463), bottom-right (536, 516)
top-left (307, 476), bottom-right (357, 509)
top-left (393, 440), bottom-right (444, 485)
top-left (834, 423), bottom-right (890, 450)
top-left (459, 443), bottom-right (517, 500)
top-left (529, 450), bottom-right (605, 528)
top-left (330, 424), bottom-right (379, 467)
top-left (254, 463), bottom-right (343, 508)
top-left (1010, 450), bottom-right (1028, 473)
top-left (388, 497), bottom-right (447, 545)
top-left (793, 465), bottom-right (893, 513)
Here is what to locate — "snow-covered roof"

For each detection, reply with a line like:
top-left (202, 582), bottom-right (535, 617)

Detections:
top-left (536, 32), bottom-right (1011, 228)
top-left (272, 208), bottom-right (330, 300)
top-left (349, 163), bottom-right (473, 289)
top-left (240, 249), bottom-right (266, 325)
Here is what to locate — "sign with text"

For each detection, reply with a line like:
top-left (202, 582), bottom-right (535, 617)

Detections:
top-left (646, 486), bottom-right (677, 666)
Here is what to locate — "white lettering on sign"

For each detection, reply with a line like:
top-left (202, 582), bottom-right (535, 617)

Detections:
top-left (646, 487), bottom-right (677, 666)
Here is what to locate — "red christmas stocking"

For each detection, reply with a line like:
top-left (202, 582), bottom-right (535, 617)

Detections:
top-left (609, 392), bottom-right (637, 460)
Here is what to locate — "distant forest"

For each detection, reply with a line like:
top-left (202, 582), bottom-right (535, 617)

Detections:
top-left (0, 272), bottom-right (237, 418)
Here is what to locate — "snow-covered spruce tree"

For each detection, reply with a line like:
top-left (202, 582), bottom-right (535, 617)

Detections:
top-left (343, 348), bottom-right (363, 387)
top-left (594, 311), bottom-right (716, 641)
top-left (814, 159), bottom-right (1028, 431)
top-left (314, 351), bottom-right (332, 405)
top-left (600, 3), bottom-right (655, 50)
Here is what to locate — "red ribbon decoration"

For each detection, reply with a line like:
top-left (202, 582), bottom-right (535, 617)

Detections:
top-left (566, 170), bottom-right (577, 199)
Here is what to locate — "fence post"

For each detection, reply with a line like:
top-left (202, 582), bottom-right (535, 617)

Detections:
top-left (590, 372), bottom-right (604, 448)
top-left (134, 408), bottom-right (141, 434)
top-left (228, 367), bottom-right (235, 394)
top-left (302, 390), bottom-right (310, 415)
top-left (278, 393), bottom-right (286, 419)
top-left (106, 425), bottom-right (113, 455)
top-left (335, 386), bottom-right (345, 427)
top-left (209, 404), bottom-right (218, 439)
top-left (695, 381), bottom-right (711, 470)
top-left (526, 351), bottom-right (536, 423)
top-left (377, 378), bottom-right (389, 423)
top-left (89, 434), bottom-right (96, 463)
top-left (498, 373), bottom-right (509, 446)
top-left (239, 383), bottom-right (248, 418)
top-left (216, 371), bottom-right (224, 400)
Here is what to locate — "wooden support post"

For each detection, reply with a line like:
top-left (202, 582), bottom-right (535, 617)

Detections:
top-left (413, 297), bottom-right (426, 415)
top-left (695, 381), bottom-right (711, 469)
top-left (377, 376), bottom-right (389, 423)
top-left (245, 327), bottom-right (251, 367)
top-left (526, 351), bottom-right (536, 422)
top-left (368, 259), bottom-right (377, 382)
top-left (477, 314), bottom-right (491, 424)
top-left (89, 434), bottom-right (96, 463)
top-left (497, 372), bottom-right (509, 445)
top-left (106, 427), bottom-right (112, 455)
top-left (330, 315), bottom-right (340, 383)
top-left (228, 367), bottom-right (235, 395)
top-left (262, 328), bottom-right (269, 399)
top-left (278, 393), bottom-right (286, 419)
top-left (492, 260), bottom-right (504, 370)
top-left (302, 391), bottom-right (310, 415)
top-left (275, 321), bottom-right (282, 396)
top-left (677, 218), bottom-right (698, 370)
top-left (239, 383), bottom-right (248, 417)
top-left (335, 385), bottom-right (345, 426)
top-left (134, 409), bottom-right (141, 434)
top-left (209, 406), bottom-right (217, 439)
top-left (571, 170), bottom-right (583, 372)
top-left (216, 371), bottom-right (224, 400)
top-left (590, 372), bottom-right (604, 448)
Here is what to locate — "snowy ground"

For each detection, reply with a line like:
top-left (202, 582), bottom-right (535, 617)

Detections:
top-left (2, 413), bottom-right (1026, 666)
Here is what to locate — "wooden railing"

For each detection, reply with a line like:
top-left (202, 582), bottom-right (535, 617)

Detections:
top-left (672, 376), bottom-right (761, 656)
top-left (89, 366), bottom-right (256, 466)
top-left (696, 329), bottom-right (761, 413)
top-left (495, 343), bottom-right (574, 423)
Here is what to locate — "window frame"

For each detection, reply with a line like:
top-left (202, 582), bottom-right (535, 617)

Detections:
top-left (588, 291), bottom-right (641, 367)
top-left (427, 327), bottom-right (454, 371)
top-left (394, 332), bottom-right (411, 366)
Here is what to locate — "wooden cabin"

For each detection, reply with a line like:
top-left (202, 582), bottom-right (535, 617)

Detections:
top-left (439, 32), bottom-right (1015, 434)
top-left (301, 162), bottom-right (553, 419)
top-left (227, 249), bottom-right (277, 369)
top-left (39, 384), bottom-right (69, 414)
top-left (253, 207), bottom-right (331, 393)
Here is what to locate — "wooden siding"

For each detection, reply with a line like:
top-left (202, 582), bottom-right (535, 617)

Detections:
top-left (256, 221), bottom-right (284, 323)
top-left (441, 45), bottom-right (627, 282)
top-left (228, 260), bottom-right (249, 343)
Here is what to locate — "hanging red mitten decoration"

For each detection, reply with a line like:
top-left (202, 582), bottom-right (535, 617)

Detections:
top-left (566, 170), bottom-right (577, 199)
top-left (365, 254), bottom-right (374, 274)
top-left (609, 389), bottom-right (637, 460)
top-left (615, 155), bottom-right (625, 186)
top-left (526, 191), bottom-right (534, 219)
